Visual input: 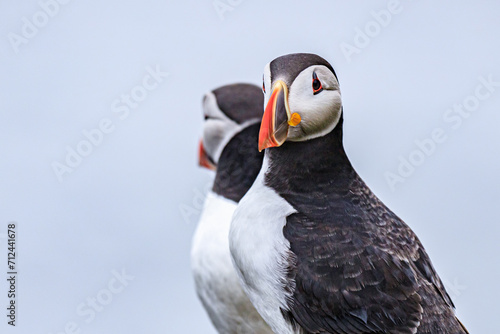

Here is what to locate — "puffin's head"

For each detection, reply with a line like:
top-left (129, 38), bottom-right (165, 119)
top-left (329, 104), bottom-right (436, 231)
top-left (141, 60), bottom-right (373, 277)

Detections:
top-left (199, 83), bottom-right (264, 170)
top-left (259, 53), bottom-right (342, 151)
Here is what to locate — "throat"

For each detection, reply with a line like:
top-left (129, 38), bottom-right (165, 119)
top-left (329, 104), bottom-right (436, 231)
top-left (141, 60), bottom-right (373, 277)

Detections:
top-left (212, 124), bottom-right (264, 203)
top-left (264, 120), bottom-right (357, 194)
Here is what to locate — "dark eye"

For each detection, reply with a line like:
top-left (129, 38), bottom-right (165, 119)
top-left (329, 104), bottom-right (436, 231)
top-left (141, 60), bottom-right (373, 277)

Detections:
top-left (312, 72), bottom-right (323, 95)
top-left (262, 75), bottom-right (266, 94)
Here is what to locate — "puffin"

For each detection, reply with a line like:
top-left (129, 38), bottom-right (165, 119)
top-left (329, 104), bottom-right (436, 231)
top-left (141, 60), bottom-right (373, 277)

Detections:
top-left (191, 83), bottom-right (272, 334)
top-left (229, 54), bottom-right (468, 334)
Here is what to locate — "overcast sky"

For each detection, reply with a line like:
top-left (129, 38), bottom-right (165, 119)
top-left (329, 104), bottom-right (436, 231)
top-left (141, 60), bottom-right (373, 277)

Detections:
top-left (0, 1), bottom-right (498, 333)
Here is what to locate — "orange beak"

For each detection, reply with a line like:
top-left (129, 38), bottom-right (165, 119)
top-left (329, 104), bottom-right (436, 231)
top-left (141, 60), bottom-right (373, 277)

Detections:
top-left (198, 140), bottom-right (216, 170)
top-left (258, 81), bottom-right (301, 151)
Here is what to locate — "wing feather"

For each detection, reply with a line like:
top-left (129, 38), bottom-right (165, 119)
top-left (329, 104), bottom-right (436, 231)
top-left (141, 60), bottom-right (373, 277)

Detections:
top-left (280, 176), bottom-right (466, 334)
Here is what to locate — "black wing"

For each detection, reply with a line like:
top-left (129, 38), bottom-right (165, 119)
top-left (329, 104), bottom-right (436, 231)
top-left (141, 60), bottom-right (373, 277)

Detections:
top-left (281, 176), bottom-right (467, 334)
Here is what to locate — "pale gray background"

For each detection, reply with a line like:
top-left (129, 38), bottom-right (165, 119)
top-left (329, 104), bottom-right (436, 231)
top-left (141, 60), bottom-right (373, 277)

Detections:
top-left (0, 1), bottom-right (498, 333)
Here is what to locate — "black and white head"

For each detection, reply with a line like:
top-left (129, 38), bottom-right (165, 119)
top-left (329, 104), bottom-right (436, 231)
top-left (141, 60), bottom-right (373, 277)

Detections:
top-left (259, 53), bottom-right (342, 151)
top-left (199, 83), bottom-right (264, 169)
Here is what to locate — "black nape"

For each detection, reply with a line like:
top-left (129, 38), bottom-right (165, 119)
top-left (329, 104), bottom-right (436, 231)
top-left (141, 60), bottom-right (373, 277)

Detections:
top-left (212, 123), bottom-right (264, 202)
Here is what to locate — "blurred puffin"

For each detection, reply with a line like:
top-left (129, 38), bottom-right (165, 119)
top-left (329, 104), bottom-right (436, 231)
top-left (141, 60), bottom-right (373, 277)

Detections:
top-left (191, 83), bottom-right (272, 334)
top-left (229, 54), bottom-right (468, 334)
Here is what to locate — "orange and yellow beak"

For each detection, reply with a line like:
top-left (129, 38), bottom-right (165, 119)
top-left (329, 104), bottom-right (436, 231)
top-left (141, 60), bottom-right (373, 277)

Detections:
top-left (198, 140), bottom-right (216, 170)
top-left (258, 81), bottom-right (301, 151)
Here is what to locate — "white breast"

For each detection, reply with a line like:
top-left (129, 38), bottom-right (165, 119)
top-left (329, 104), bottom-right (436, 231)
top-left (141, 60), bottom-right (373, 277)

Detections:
top-left (191, 191), bottom-right (272, 334)
top-left (229, 156), bottom-right (300, 334)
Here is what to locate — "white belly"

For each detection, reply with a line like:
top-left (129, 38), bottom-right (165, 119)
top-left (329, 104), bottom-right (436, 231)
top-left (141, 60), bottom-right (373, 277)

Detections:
top-left (229, 157), bottom-right (300, 334)
top-left (191, 191), bottom-right (272, 334)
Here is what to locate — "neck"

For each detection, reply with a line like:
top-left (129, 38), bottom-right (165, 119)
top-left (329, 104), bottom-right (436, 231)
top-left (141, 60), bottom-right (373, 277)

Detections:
top-left (212, 123), bottom-right (264, 202)
top-left (264, 116), bottom-right (358, 194)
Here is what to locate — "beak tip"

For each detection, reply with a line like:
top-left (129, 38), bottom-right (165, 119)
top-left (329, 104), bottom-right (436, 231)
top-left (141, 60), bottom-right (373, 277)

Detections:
top-left (258, 136), bottom-right (277, 152)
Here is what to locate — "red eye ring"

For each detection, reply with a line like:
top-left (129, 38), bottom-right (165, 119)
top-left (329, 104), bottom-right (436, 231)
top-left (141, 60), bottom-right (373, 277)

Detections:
top-left (312, 72), bottom-right (323, 95)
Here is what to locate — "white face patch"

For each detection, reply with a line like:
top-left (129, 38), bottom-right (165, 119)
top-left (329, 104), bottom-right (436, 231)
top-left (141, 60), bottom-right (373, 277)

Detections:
top-left (286, 65), bottom-right (342, 142)
top-left (263, 64), bottom-right (342, 144)
top-left (262, 63), bottom-right (272, 109)
top-left (202, 91), bottom-right (259, 164)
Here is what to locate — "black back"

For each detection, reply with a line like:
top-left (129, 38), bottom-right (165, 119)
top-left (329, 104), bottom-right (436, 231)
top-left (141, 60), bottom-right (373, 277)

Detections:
top-left (264, 116), bottom-right (467, 333)
top-left (213, 123), bottom-right (263, 202)
top-left (207, 83), bottom-right (264, 202)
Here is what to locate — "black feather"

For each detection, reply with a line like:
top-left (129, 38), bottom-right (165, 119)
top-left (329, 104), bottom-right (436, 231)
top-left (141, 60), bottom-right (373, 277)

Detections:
top-left (265, 115), bottom-right (467, 334)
